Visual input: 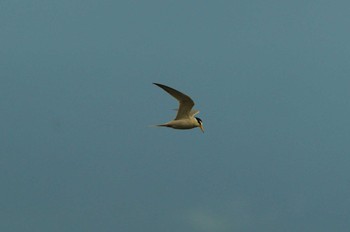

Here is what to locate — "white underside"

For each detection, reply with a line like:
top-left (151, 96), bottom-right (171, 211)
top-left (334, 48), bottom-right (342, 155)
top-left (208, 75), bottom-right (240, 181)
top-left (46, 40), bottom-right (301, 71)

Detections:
top-left (162, 118), bottom-right (199, 129)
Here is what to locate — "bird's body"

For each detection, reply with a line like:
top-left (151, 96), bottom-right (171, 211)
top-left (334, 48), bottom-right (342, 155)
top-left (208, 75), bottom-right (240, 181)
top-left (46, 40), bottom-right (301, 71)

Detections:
top-left (153, 83), bottom-right (204, 133)
top-left (157, 117), bottom-right (200, 129)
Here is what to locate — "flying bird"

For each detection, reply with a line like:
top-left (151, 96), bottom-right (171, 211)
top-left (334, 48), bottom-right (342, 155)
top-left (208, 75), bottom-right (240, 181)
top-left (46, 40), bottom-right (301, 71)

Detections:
top-left (153, 83), bottom-right (204, 133)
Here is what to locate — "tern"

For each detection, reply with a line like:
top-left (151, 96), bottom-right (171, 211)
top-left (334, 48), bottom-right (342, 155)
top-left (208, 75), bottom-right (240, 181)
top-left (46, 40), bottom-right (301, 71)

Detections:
top-left (153, 83), bottom-right (204, 133)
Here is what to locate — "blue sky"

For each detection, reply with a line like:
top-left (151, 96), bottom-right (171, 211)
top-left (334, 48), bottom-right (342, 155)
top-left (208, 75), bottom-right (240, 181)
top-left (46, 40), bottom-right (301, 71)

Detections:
top-left (1, 1), bottom-right (350, 231)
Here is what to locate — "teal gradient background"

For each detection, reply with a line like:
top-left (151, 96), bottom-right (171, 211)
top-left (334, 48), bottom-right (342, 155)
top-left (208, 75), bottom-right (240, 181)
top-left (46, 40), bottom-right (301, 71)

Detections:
top-left (1, 1), bottom-right (350, 231)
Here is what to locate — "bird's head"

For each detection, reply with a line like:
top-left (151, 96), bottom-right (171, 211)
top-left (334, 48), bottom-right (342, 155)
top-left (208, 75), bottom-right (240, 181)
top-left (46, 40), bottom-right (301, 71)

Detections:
top-left (195, 117), bottom-right (204, 133)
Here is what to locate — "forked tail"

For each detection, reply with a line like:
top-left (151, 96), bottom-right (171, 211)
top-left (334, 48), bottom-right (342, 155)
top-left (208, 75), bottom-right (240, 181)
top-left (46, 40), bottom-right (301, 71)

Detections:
top-left (149, 124), bottom-right (171, 128)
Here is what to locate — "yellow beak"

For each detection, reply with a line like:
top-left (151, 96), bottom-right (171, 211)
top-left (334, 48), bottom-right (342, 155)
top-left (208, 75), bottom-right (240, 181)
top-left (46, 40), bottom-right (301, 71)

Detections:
top-left (199, 124), bottom-right (204, 133)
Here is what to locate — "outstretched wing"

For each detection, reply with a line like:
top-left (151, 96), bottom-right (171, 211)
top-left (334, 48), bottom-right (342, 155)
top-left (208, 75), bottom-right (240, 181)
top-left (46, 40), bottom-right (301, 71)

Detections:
top-left (190, 109), bottom-right (200, 116)
top-left (154, 83), bottom-right (195, 120)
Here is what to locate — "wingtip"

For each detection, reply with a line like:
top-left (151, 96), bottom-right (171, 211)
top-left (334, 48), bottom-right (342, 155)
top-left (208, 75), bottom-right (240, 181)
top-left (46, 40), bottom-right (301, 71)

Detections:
top-left (153, 83), bottom-right (168, 89)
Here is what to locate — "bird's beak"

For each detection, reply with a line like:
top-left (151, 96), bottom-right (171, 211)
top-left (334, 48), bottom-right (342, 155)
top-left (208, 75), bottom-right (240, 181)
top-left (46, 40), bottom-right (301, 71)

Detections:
top-left (199, 124), bottom-right (204, 133)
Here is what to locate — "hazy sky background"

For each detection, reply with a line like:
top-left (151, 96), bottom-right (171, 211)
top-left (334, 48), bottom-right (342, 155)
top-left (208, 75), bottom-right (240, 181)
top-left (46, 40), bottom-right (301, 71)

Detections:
top-left (1, 1), bottom-right (350, 231)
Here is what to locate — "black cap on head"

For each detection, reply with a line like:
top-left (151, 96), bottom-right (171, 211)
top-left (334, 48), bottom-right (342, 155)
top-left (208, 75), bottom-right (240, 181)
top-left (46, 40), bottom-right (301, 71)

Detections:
top-left (195, 117), bottom-right (202, 124)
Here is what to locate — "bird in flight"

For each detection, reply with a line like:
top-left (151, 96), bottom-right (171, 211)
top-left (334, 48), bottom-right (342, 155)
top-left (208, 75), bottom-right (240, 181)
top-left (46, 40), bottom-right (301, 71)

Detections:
top-left (153, 83), bottom-right (204, 133)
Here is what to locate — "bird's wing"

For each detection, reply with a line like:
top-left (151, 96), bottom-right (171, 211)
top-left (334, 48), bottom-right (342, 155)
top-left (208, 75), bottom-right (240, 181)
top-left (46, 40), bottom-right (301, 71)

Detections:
top-left (190, 109), bottom-right (200, 116)
top-left (154, 83), bottom-right (194, 120)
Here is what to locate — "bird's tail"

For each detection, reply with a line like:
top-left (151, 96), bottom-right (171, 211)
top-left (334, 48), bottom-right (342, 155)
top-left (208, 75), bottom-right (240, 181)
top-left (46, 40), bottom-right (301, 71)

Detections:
top-left (149, 124), bottom-right (170, 128)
